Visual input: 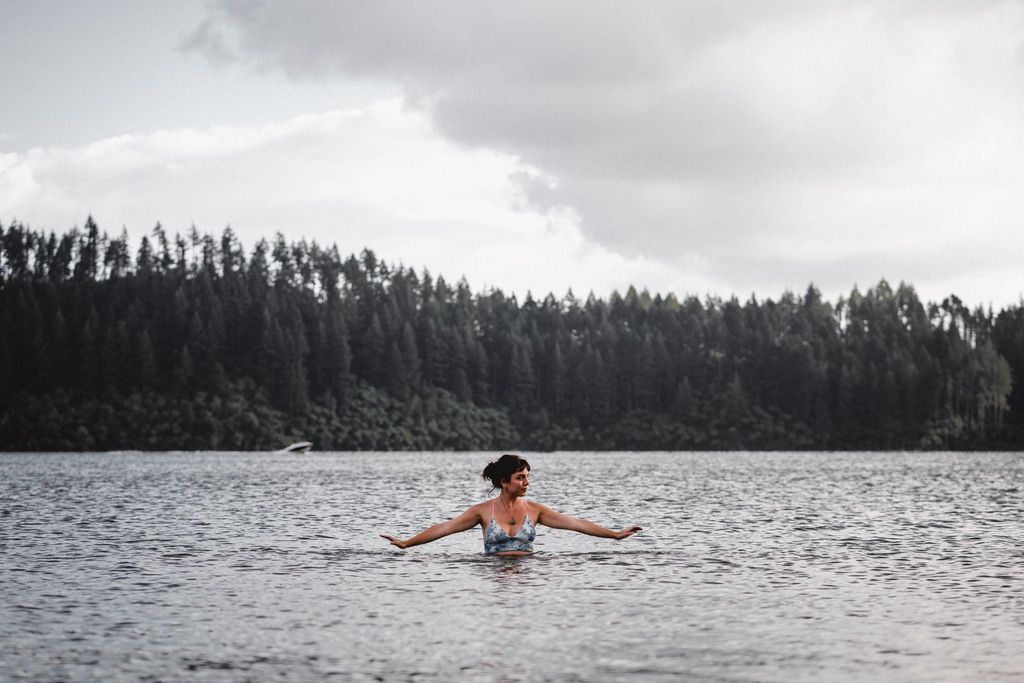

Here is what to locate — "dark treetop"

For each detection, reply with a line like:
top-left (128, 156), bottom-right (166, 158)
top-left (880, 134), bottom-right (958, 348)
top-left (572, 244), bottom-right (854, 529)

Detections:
top-left (1, 218), bottom-right (1020, 451)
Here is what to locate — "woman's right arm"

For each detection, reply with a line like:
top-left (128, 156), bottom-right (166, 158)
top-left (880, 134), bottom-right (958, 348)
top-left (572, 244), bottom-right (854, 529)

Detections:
top-left (380, 504), bottom-right (482, 550)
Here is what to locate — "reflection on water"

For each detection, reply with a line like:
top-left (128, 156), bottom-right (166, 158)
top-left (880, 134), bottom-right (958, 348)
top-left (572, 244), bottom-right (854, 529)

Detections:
top-left (490, 555), bottom-right (532, 586)
top-left (1, 450), bottom-right (1022, 682)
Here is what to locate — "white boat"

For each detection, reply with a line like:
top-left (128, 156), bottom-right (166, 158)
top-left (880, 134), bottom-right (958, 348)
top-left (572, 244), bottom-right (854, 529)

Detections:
top-left (279, 440), bottom-right (313, 453)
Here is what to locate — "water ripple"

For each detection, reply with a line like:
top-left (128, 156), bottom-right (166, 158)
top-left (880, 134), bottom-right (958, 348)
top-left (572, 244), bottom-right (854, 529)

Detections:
top-left (1, 450), bottom-right (1022, 682)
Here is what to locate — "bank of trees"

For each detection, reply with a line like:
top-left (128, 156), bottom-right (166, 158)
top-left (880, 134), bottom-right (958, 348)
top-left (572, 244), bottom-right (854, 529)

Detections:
top-left (1, 218), bottom-right (1019, 450)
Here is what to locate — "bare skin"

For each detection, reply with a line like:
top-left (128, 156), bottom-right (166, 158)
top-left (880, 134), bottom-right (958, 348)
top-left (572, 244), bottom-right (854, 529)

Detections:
top-left (380, 468), bottom-right (643, 555)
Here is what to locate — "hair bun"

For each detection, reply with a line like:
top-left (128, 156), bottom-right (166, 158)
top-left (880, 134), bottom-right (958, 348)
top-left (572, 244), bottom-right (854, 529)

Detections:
top-left (481, 453), bottom-right (530, 490)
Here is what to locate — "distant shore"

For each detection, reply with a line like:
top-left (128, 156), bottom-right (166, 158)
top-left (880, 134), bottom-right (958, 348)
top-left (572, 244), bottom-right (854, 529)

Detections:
top-left (2, 221), bottom-right (1022, 452)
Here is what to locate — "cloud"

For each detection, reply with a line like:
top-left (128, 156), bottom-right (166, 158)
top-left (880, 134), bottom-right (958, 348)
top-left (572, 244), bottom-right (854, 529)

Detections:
top-left (0, 100), bottom-right (689, 298)
top-left (180, 0), bottom-right (1024, 306)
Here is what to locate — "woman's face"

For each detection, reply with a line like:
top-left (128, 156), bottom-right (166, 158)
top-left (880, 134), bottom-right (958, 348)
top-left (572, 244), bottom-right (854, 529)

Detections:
top-left (503, 467), bottom-right (530, 497)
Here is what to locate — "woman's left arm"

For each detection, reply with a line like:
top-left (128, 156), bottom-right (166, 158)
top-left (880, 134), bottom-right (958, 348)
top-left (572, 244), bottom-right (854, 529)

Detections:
top-left (534, 503), bottom-right (642, 540)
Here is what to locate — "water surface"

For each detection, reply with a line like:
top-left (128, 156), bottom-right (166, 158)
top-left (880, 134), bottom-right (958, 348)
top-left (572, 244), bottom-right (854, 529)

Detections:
top-left (1, 451), bottom-right (1021, 681)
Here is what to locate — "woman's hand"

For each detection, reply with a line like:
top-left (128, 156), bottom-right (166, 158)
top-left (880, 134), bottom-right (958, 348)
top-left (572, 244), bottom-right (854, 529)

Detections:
top-left (614, 526), bottom-right (643, 540)
top-left (380, 534), bottom-right (408, 549)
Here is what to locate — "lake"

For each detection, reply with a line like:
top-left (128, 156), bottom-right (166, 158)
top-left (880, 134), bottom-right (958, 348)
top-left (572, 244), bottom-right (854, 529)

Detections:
top-left (1, 450), bottom-right (1021, 681)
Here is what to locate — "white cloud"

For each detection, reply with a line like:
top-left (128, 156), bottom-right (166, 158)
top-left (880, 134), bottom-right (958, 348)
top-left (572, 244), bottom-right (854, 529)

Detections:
top-left (0, 100), bottom-right (691, 298)
top-left (177, 0), bottom-right (1024, 307)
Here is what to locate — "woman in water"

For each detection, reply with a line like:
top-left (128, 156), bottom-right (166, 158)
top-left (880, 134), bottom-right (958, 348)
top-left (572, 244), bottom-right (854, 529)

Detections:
top-left (380, 453), bottom-right (643, 555)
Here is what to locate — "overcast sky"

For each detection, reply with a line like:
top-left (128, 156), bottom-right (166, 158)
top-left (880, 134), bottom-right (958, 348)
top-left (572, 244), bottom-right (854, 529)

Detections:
top-left (2, 1), bottom-right (1023, 307)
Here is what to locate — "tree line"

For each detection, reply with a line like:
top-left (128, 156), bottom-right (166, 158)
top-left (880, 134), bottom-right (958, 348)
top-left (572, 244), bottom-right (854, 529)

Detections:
top-left (1, 218), bottom-right (1020, 451)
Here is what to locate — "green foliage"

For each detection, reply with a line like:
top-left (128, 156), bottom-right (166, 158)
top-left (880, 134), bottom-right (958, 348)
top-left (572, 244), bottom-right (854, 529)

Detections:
top-left (1, 219), bottom-right (1021, 451)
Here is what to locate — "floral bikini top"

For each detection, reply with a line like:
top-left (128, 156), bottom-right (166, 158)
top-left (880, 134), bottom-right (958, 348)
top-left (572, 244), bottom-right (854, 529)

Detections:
top-left (484, 500), bottom-right (536, 554)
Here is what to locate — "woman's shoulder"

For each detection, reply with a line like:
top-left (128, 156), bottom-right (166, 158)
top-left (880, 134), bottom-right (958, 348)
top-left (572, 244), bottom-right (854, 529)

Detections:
top-left (468, 499), bottom-right (493, 515)
top-left (525, 499), bottom-right (551, 514)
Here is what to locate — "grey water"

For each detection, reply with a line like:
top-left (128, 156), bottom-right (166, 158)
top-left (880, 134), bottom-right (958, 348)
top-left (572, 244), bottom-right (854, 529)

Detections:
top-left (1, 451), bottom-right (1021, 682)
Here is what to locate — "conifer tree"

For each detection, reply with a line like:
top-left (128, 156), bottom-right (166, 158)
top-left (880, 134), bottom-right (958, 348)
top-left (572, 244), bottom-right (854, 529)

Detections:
top-left (1, 219), bottom-right (1019, 450)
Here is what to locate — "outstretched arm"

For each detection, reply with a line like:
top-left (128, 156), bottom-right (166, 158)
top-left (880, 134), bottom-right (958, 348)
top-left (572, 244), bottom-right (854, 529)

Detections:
top-left (380, 504), bottom-right (482, 550)
top-left (535, 503), bottom-right (642, 540)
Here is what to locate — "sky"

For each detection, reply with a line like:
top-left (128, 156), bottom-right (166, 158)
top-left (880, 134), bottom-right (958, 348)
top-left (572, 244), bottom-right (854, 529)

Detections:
top-left (2, 0), bottom-right (1023, 308)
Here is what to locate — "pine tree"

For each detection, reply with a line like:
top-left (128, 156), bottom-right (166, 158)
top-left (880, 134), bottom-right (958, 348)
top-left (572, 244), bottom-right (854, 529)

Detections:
top-left (73, 216), bottom-right (100, 281)
top-left (357, 313), bottom-right (386, 387)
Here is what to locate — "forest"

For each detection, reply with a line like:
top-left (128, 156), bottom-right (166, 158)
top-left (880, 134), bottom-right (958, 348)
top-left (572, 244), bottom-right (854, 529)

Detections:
top-left (1, 218), bottom-right (1021, 451)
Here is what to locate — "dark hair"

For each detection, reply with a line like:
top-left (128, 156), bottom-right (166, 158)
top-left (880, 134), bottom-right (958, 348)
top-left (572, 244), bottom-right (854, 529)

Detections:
top-left (482, 453), bottom-right (530, 490)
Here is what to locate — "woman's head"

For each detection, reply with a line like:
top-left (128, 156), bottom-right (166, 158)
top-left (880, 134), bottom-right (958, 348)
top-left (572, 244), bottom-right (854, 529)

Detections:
top-left (482, 453), bottom-right (531, 491)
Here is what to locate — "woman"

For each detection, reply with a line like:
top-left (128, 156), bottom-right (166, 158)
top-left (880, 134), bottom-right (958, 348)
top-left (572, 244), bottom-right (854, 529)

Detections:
top-left (380, 453), bottom-right (643, 555)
